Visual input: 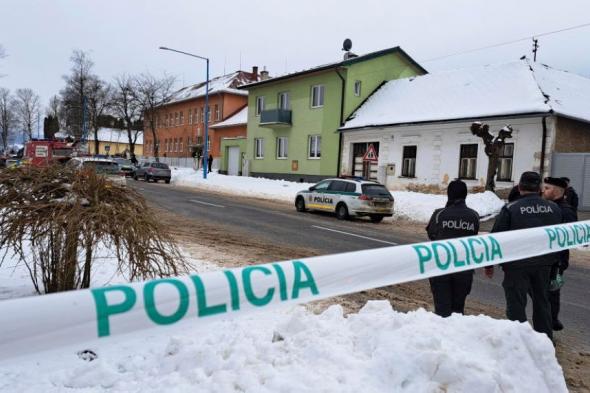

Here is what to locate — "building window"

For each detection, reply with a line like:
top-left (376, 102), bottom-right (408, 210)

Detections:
top-left (200, 107), bottom-right (204, 123)
top-left (497, 143), bottom-right (514, 181)
top-left (402, 146), bottom-right (417, 177)
top-left (256, 96), bottom-right (265, 116)
top-left (278, 92), bottom-right (289, 110)
top-left (276, 137), bottom-right (288, 159)
top-left (459, 144), bottom-right (478, 179)
top-left (215, 105), bottom-right (220, 121)
top-left (180, 111), bottom-right (184, 125)
top-left (311, 85), bottom-right (325, 108)
top-left (354, 80), bottom-right (361, 96)
top-left (309, 135), bottom-right (321, 158)
top-left (173, 112), bottom-right (177, 126)
top-left (179, 139), bottom-right (183, 152)
top-left (255, 138), bottom-right (264, 159)
top-left (189, 110), bottom-right (193, 125)
top-left (164, 139), bottom-right (168, 152)
top-left (165, 114), bottom-right (169, 127)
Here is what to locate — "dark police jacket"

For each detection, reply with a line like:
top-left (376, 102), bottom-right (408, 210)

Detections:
top-left (426, 199), bottom-right (480, 241)
top-left (555, 197), bottom-right (578, 273)
top-left (492, 193), bottom-right (562, 270)
top-left (565, 187), bottom-right (579, 211)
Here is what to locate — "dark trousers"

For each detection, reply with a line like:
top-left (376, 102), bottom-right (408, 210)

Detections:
top-left (502, 266), bottom-right (553, 340)
top-left (549, 289), bottom-right (560, 322)
top-left (429, 272), bottom-right (473, 317)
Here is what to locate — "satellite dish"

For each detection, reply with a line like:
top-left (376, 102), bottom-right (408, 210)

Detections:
top-left (342, 39), bottom-right (352, 52)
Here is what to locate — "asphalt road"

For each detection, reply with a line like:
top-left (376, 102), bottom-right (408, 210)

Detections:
top-left (132, 180), bottom-right (590, 348)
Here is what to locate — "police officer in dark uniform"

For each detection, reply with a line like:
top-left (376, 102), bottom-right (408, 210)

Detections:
top-left (561, 177), bottom-right (579, 211)
top-left (426, 179), bottom-right (480, 317)
top-left (543, 177), bottom-right (578, 331)
top-left (486, 172), bottom-right (562, 340)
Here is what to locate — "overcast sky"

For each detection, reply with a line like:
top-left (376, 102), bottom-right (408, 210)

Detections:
top-left (1, 0), bottom-right (589, 109)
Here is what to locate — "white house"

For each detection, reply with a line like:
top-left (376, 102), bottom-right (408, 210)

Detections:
top-left (339, 60), bottom-right (590, 208)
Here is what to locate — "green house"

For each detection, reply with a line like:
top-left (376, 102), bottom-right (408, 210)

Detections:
top-left (237, 46), bottom-right (426, 182)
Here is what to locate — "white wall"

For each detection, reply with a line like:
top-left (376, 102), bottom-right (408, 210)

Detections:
top-left (341, 116), bottom-right (554, 190)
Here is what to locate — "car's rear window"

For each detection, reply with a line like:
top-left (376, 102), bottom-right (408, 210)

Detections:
top-left (362, 184), bottom-right (392, 199)
top-left (151, 163), bottom-right (169, 169)
top-left (83, 161), bottom-right (119, 174)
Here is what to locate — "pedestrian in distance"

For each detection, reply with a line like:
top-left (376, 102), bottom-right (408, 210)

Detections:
top-left (208, 154), bottom-right (213, 173)
top-left (425, 179), bottom-right (480, 317)
top-left (542, 177), bottom-right (578, 331)
top-left (486, 171), bottom-right (562, 340)
top-left (561, 177), bottom-right (579, 211)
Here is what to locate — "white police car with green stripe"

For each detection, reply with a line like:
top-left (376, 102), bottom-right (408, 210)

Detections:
top-left (295, 178), bottom-right (394, 223)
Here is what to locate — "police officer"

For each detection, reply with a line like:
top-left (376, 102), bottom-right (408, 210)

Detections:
top-left (561, 177), bottom-right (579, 211)
top-left (543, 177), bottom-right (578, 331)
top-left (426, 179), bottom-right (480, 317)
top-left (486, 171), bottom-right (562, 340)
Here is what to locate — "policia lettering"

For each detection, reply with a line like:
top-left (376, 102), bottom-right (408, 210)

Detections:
top-left (413, 235), bottom-right (503, 274)
top-left (546, 223), bottom-right (590, 248)
top-left (91, 261), bottom-right (319, 337)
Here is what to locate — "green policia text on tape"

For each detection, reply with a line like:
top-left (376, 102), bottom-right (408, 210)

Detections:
top-left (545, 223), bottom-right (590, 249)
top-left (91, 260), bottom-right (319, 337)
top-left (412, 235), bottom-right (503, 274)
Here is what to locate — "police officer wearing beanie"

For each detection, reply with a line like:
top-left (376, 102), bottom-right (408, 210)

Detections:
top-left (426, 179), bottom-right (480, 317)
top-left (486, 172), bottom-right (562, 340)
top-left (543, 177), bottom-right (578, 331)
top-left (561, 177), bottom-right (579, 211)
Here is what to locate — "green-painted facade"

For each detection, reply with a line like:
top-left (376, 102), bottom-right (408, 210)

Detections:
top-left (242, 49), bottom-right (425, 181)
top-left (220, 137), bottom-right (247, 174)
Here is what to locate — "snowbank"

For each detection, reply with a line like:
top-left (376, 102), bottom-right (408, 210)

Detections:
top-left (0, 301), bottom-right (566, 393)
top-left (171, 168), bottom-right (505, 223)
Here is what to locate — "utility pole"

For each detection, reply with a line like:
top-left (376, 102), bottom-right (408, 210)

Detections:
top-left (532, 38), bottom-right (539, 62)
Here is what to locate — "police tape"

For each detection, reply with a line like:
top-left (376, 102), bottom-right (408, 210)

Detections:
top-left (0, 220), bottom-right (589, 362)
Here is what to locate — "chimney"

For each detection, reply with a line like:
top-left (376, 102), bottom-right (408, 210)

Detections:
top-left (251, 66), bottom-right (259, 80)
top-left (260, 67), bottom-right (270, 80)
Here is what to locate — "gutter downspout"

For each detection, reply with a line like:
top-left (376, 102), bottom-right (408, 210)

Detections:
top-left (335, 68), bottom-right (346, 177)
top-left (540, 116), bottom-right (548, 178)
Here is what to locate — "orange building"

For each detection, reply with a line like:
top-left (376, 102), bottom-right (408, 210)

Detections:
top-left (143, 68), bottom-right (258, 167)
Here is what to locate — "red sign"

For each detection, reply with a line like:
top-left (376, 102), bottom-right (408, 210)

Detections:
top-left (362, 144), bottom-right (378, 162)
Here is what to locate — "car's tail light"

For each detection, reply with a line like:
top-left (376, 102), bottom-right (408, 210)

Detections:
top-left (359, 194), bottom-right (371, 201)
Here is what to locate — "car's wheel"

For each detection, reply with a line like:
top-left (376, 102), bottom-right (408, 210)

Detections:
top-left (370, 215), bottom-right (384, 223)
top-left (295, 196), bottom-right (306, 212)
top-left (144, 174), bottom-right (150, 182)
top-left (165, 179), bottom-right (170, 184)
top-left (335, 203), bottom-right (349, 220)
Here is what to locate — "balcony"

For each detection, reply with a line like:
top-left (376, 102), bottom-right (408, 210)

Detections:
top-left (260, 109), bottom-right (292, 128)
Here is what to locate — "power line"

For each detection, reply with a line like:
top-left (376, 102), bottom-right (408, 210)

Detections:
top-left (421, 21), bottom-right (590, 63)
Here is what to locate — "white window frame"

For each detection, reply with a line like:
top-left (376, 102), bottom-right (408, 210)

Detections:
top-left (308, 135), bottom-right (321, 159)
top-left (354, 80), bottom-right (361, 96)
top-left (256, 96), bottom-right (265, 116)
top-left (311, 85), bottom-right (325, 108)
top-left (215, 104), bottom-right (220, 121)
top-left (255, 138), bottom-right (264, 159)
top-left (180, 111), bottom-right (184, 125)
top-left (459, 144), bottom-right (478, 180)
top-left (189, 110), bottom-right (193, 125)
top-left (278, 92), bottom-right (290, 110)
top-left (276, 137), bottom-right (288, 159)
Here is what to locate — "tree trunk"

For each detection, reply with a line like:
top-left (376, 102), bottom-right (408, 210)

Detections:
top-left (60, 222), bottom-right (79, 292)
top-left (151, 118), bottom-right (159, 162)
top-left (82, 234), bottom-right (92, 288)
top-left (94, 127), bottom-right (100, 155)
top-left (486, 154), bottom-right (499, 192)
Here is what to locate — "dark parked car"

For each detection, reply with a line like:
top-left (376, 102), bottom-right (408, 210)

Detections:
top-left (133, 162), bottom-right (171, 183)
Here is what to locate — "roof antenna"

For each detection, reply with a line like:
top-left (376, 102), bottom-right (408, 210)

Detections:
top-left (342, 38), bottom-right (357, 60)
top-left (532, 38), bottom-right (539, 62)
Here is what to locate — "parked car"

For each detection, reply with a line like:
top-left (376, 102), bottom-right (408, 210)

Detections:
top-left (133, 162), bottom-right (171, 183)
top-left (112, 157), bottom-right (134, 177)
top-left (67, 157), bottom-right (127, 186)
top-left (294, 177), bottom-right (394, 223)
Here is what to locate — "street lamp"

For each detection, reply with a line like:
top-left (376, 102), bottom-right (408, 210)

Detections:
top-left (159, 46), bottom-right (210, 179)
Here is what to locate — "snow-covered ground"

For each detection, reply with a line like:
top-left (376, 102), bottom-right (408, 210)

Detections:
top-left (171, 168), bottom-right (505, 222)
top-left (0, 244), bottom-right (567, 392)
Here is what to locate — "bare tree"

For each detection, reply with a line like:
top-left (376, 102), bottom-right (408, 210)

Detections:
top-left (86, 78), bottom-right (112, 155)
top-left (14, 88), bottom-right (40, 141)
top-left (60, 50), bottom-right (95, 138)
top-left (470, 122), bottom-right (513, 192)
top-left (134, 73), bottom-right (175, 161)
top-left (47, 95), bottom-right (61, 127)
top-left (112, 74), bottom-right (142, 160)
top-left (0, 88), bottom-right (16, 151)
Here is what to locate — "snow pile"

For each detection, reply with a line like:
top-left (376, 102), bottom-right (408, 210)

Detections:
top-left (172, 168), bottom-right (314, 202)
top-left (0, 301), bottom-right (566, 392)
top-left (171, 169), bottom-right (505, 223)
top-left (391, 190), bottom-right (505, 223)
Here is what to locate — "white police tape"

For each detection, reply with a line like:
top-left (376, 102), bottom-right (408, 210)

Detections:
top-left (0, 220), bottom-right (588, 361)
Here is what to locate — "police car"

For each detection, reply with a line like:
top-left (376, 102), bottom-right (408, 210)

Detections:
top-left (295, 177), bottom-right (394, 223)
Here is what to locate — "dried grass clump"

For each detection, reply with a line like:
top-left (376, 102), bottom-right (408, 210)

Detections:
top-left (0, 165), bottom-right (187, 293)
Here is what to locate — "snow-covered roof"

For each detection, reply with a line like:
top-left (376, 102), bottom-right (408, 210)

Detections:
top-left (210, 106), bottom-right (248, 128)
top-left (342, 61), bottom-right (590, 130)
top-left (164, 71), bottom-right (258, 106)
top-left (95, 128), bottom-right (143, 145)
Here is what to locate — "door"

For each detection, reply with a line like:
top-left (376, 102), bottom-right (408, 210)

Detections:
top-left (228, 146), bottom-right (240, 176)
top-left (308, 180), bottom-right (332, 211)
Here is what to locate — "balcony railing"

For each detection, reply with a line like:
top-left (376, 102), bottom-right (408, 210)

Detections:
top-left (260, 109), bottom-right (292, 128)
